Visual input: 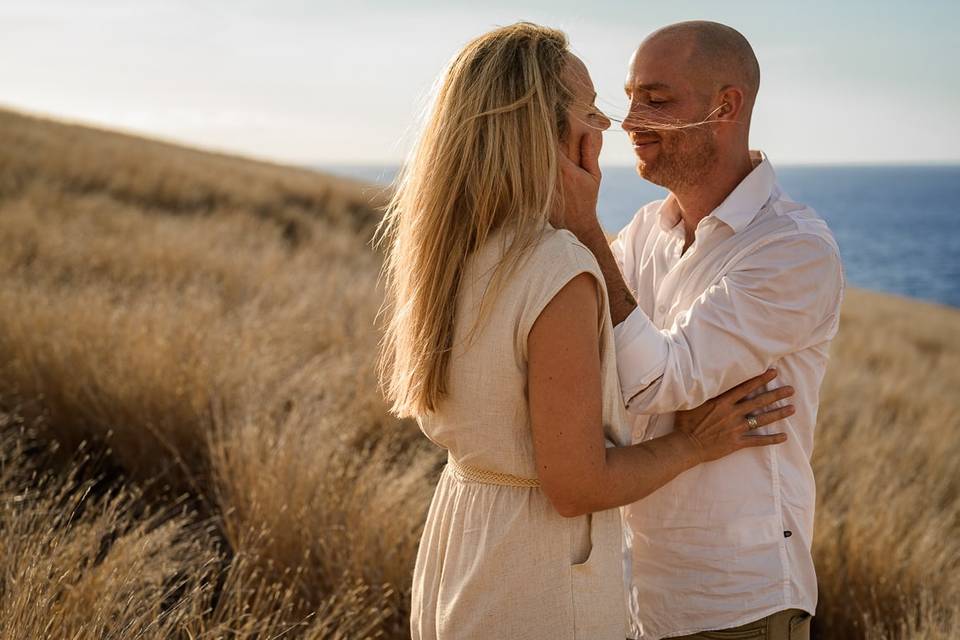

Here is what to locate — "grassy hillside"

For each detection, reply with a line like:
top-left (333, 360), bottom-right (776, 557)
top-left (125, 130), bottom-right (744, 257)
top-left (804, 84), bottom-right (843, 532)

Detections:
top-left (1, 107), bottom-right (957, 639)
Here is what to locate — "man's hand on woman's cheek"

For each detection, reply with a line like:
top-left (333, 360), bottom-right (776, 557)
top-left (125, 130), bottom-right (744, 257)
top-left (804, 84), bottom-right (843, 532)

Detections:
top-left (559, 133), bottom-right (603, 237)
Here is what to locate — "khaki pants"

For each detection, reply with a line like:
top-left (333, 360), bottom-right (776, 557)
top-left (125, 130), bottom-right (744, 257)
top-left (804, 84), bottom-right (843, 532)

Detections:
top-left (662, 608), bottom-right (812, 640)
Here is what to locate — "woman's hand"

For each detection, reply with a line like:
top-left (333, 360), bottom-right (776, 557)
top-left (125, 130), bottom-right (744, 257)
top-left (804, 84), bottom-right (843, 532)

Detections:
top-left (673, 368), bottom-right (794, 463)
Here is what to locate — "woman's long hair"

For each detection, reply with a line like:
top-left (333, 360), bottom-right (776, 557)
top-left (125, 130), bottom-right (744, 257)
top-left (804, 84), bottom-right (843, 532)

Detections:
top-left (375, 22), bottom-right (572, 417)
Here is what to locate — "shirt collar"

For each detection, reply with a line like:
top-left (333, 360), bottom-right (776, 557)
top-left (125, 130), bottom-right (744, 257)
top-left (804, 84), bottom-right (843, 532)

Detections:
top-left (655, 150), bottom-right (776, 235)
top-left (655, 193), bottom-right (683, 233)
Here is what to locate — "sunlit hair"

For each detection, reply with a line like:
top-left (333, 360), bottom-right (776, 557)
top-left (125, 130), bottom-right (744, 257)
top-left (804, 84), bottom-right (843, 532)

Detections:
top-left (607, 102), bottom-right (729, 132)
top-left (374, 22), bottom-right (572, 417)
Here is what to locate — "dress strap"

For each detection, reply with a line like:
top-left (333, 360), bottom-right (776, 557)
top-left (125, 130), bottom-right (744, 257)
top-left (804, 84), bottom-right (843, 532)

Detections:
top-left (447, 453), bottom-right (541, 488)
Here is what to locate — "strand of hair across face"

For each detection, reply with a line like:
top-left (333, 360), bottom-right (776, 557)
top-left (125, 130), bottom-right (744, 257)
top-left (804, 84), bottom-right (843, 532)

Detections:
top-left (585, 100), bottom-right (731, 132)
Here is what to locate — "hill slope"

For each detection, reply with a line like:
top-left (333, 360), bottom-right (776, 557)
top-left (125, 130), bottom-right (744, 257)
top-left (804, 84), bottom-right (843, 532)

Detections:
top-left (0, 107), bottom-right (957, 639)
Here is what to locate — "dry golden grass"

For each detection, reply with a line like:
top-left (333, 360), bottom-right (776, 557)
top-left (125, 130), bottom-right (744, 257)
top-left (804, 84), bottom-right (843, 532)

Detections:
top-left (0, 106), bottom-right (957, 639)
top-left (812, 289), bottom-right (960, 639)
top-left (0, 106), bottom-right (432, 638)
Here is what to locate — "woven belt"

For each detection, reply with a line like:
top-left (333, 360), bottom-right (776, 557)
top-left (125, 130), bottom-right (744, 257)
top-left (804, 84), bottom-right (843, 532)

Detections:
top-left (447, 454), bottom-right (541, 488)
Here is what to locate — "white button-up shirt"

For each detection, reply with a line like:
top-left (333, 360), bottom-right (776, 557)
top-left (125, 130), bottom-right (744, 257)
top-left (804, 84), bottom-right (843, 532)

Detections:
top-left (609, 153), bottom-right (844, 639)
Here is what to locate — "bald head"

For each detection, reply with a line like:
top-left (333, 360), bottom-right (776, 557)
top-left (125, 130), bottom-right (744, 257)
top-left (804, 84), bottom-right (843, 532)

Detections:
top-left (623, 21), bottom-right (761, 190)
top-left (643, 21), bottom-right (760, 105)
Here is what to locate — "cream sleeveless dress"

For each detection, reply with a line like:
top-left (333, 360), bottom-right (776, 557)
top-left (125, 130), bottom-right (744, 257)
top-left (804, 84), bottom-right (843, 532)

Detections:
top-left (410, 223), bottom-right (631, 640)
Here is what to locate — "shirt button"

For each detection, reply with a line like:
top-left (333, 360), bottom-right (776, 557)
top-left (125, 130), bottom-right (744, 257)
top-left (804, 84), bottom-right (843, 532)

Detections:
top-left (658, 305), bottom-right (666, 313)
top-left (784, 530), bottom-right (793, 538)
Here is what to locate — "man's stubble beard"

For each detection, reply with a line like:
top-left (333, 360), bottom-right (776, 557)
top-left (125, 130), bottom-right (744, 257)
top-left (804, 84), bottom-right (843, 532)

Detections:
top-left (637, 126), bottom-right (719, 193)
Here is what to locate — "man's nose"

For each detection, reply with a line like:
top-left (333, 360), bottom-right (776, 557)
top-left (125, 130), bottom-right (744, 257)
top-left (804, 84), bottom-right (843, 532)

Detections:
top-left (621, 107), bottom-right (656, 133)
top-left (620, 106), bottom-right (639, 132)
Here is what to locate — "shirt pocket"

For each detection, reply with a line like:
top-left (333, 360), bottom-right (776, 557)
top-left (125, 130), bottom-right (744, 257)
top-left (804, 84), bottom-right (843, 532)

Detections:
top-left (788, 611), bottom-right (812, 639)
top-left (568, 509), bottom-right (628, 639)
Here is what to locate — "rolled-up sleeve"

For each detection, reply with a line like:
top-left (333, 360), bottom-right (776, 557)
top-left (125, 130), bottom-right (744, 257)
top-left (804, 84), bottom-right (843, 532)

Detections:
top-left (613, 307), bottom-right (669, 403)
top-left (615, 232), bottom-right (844, 414)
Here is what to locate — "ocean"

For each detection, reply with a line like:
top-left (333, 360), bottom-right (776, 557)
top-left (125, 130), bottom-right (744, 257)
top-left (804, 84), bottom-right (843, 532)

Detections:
top-left (321, 164), bottom-right (960, 309)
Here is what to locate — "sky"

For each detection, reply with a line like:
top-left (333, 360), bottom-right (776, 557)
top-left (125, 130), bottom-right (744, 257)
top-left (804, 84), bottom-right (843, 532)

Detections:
top-left (1, 0), bottom-right (958, 167)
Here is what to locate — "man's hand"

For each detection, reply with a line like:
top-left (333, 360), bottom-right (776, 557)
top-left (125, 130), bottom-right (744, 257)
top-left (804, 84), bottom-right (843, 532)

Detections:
top-left (558, 133), bottom-right (603, 240)
top-left (556, 132), bottom-right (638, 326)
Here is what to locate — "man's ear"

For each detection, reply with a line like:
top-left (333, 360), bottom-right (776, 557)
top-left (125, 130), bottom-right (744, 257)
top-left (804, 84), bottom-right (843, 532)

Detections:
top-left (716, 86), bottom-right (745, 121)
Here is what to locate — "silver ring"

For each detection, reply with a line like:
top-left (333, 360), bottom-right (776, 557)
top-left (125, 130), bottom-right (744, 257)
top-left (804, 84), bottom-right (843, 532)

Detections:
top-left (746, 415), bottom-right (760, 430)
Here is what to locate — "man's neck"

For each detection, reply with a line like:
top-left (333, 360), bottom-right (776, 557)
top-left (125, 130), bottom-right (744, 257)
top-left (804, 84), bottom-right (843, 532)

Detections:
top-left (672, 151), bottom-right (755, 251)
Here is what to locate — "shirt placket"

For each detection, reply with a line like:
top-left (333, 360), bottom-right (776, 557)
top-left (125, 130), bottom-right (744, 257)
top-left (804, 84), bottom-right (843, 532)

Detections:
top-left (653, 221), bottom-right (716, 328)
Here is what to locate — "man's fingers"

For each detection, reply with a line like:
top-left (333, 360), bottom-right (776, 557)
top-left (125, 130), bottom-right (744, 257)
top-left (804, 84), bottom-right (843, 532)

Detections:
top-left (560, 137), bottom-right (599, 182)
top-left (579, 133), bottom-right (602, 179)
top-left (723, 368), bottom-right (778, 404)
top-left (741, 432), bottom-right (788, 447)
top-left (558, 146), bottom-right (578, 172)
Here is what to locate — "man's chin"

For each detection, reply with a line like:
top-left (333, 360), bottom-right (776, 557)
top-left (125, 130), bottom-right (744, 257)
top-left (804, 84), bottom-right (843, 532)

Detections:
top-left (635, 160), bottom-right (667, 188)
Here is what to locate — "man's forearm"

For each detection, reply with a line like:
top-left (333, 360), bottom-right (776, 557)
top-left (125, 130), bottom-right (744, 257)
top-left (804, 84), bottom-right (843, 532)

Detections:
top-left (576, 224), bottom-right (637, 326)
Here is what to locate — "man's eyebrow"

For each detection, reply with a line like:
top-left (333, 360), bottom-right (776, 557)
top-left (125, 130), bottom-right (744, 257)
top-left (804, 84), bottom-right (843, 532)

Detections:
top-left (624, 82), bottom-right (671, 92)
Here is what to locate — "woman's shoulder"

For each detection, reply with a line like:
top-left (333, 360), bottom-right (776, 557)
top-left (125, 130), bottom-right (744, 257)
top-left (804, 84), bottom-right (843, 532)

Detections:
top-left (542, 224), bottom-right (595, 254)
top-left (509, 224), bottom-right (605, 310)
top-left (511, 224), bottom-right (607, 359)
top-left (467, 222), bottom-right (602, 299)
top-left (473, 222), bottom-right (597, 271)
top-left (526, 224), bottom-right (602, 274)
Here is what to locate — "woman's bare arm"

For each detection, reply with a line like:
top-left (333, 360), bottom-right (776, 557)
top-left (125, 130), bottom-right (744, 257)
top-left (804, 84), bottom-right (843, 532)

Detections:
top-left (528, 271), bottom-right (791, 518)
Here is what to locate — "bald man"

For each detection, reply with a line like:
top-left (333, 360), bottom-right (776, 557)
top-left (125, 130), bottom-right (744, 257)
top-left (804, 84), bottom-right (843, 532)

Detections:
top-left (561, 21), bottom-right (844, 640)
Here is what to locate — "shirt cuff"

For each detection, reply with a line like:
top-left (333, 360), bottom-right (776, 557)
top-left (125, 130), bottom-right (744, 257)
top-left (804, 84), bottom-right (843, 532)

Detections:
top-left (613, 306), bottom-right (668, 406)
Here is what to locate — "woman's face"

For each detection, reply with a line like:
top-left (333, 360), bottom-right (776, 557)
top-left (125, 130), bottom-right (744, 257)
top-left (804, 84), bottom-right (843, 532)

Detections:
top-left (560, 54), bottom-right (611, 166)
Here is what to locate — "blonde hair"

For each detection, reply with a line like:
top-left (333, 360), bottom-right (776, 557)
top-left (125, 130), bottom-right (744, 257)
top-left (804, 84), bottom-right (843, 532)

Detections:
top-left (375, 22), bottom-right (572, 417)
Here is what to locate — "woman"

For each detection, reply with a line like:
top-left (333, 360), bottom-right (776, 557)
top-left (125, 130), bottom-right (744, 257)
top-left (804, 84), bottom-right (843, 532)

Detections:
top-left (376, 22), bottom-right (794, 640)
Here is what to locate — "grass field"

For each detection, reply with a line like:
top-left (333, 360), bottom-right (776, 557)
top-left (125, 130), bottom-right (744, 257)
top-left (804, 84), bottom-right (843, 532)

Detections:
top-left (1, 106), bottom-right (957, 639)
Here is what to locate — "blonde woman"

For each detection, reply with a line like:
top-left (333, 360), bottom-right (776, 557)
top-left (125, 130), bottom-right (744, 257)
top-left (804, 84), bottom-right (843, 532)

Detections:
top-left (376, 22), bottom-right (795, 640)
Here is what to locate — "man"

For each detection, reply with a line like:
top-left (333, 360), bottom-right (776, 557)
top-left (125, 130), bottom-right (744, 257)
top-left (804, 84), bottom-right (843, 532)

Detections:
top-left (561, 21), bottom-right (844, 640)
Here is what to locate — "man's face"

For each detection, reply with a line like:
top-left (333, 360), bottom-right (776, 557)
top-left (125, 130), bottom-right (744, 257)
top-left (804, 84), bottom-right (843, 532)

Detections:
top-left (622, 38), bottom-right (719, 191)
